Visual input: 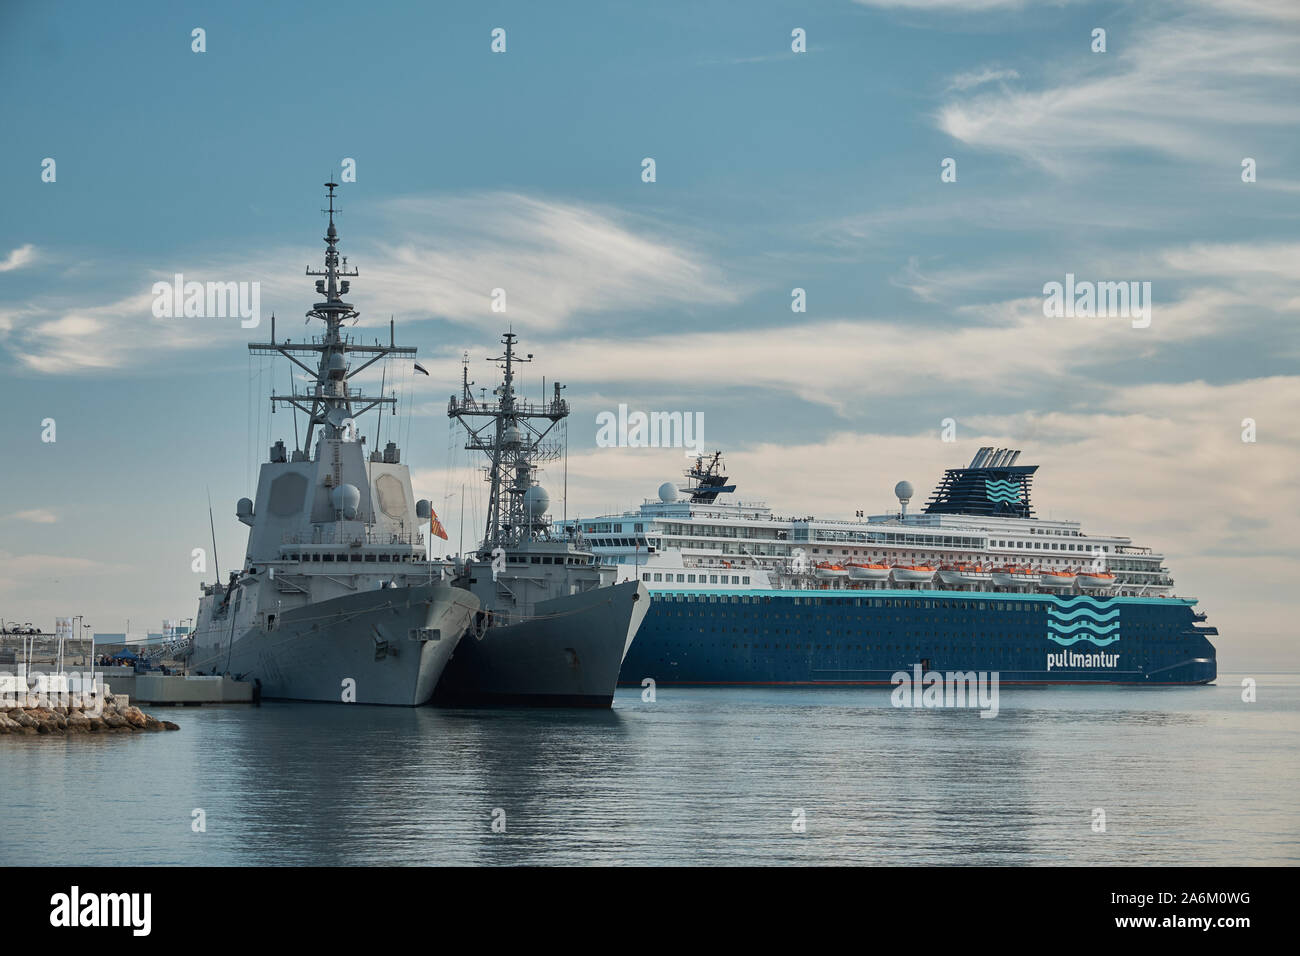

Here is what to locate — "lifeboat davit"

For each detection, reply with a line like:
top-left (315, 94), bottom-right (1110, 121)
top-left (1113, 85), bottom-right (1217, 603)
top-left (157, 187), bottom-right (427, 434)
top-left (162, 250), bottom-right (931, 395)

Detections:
top-left (991, 566), bottom-right (1039, 588)
top-left (1076, 571), bottom-right (1117, 590)
top-left (814, 562), bottom-right (849, 580)
top-left (938, 563), bottom-right (994, 586)
top-left (1038, 570), bottom-right (1077, 588)
top-left (845, 562), bottom-right (891, 582)
top-left (891, 564), bottom-right (936, 584)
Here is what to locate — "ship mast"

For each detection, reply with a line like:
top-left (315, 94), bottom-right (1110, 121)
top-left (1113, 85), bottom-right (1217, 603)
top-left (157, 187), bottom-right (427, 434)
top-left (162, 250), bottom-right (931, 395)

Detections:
top-left (448, 332), bottom-right (568, 554)
top-left (249, 182), bottom-right (415, 461)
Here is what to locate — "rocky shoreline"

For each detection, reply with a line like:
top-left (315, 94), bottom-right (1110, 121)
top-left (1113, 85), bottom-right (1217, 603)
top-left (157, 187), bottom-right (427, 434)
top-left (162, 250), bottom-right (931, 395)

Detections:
top-left (0, 693), bottom-right (179, 736)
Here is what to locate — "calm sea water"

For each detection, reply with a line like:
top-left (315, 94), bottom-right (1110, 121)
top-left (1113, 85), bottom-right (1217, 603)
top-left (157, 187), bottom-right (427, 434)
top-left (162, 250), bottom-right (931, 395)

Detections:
top-left (2, 675), bottom-right (1297, 866)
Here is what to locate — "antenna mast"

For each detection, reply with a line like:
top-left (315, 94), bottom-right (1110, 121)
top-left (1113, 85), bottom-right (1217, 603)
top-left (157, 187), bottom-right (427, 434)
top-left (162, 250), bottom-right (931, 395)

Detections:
top-left (448, 332), bottom-right (568, 554)
top-left (248, 182), bottom-right (414, 461)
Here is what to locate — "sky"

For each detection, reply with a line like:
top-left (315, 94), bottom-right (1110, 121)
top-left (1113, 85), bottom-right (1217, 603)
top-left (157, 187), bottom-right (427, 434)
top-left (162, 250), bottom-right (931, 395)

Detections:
top-left (1, 0), bottom-right (1297, 670)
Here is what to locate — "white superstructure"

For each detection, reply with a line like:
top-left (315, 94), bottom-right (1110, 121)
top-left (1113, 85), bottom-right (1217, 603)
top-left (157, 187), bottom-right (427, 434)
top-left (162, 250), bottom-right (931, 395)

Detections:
top-left (575, 449), bottom-right (1176, 598)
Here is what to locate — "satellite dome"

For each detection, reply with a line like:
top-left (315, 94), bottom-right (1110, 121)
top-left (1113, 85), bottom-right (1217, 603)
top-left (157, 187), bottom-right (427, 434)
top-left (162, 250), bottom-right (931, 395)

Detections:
top-left (502, 424), bottom-right (523, 446)
top-left (327, 353), bottom-right (347, 379)
top-left (894, 481), bottom-right (914, 500)
top-left (523, 485), bottom-right (550, 518)
top-left (331, 483), bottom-right (361, 519)
top-left (658, 482), bottom-right (678, 503)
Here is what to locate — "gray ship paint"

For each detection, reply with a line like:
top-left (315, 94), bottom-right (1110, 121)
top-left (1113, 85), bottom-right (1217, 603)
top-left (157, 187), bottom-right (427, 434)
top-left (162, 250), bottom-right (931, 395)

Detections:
top-left (187, 184), bottom-right (478, 705)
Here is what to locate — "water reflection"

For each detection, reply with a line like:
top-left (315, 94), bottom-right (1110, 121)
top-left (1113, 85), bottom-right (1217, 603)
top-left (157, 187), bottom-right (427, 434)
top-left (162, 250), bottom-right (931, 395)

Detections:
top-left (1, 678), bottom-right (1296, 866)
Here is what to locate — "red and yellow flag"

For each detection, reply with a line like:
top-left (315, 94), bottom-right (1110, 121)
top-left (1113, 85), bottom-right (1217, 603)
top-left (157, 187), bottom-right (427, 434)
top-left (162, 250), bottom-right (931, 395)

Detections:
top-left (430, 508), bottom-right (449, 541)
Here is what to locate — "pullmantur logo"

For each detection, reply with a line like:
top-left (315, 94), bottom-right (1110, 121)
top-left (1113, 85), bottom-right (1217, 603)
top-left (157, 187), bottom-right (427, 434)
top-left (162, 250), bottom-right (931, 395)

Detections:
top-left (984, 478), bottom-right (1020, 503)
top-left (49, 886), bottom-right (151, 936)
top-left (1046, 595), bottom-right (1119, 646)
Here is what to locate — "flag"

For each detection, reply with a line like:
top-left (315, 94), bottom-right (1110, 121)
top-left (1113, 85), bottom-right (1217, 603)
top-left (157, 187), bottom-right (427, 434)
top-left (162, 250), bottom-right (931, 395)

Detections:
top-left (429, 507), bottom-right (449, 541)
top-left (413, 362), bottom-right (429, 376)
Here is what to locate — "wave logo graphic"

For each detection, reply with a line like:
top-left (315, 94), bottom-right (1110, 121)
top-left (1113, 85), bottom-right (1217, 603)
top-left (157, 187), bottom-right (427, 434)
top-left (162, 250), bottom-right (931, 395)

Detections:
top-left (1046, 595), bottom-right (1120, 646)
top-left (985, 478), bottom-right (1021, 504)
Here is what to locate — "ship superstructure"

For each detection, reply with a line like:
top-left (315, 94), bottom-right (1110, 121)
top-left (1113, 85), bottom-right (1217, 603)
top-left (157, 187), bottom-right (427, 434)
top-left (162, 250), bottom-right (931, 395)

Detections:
top-left (187, 184), bottom-right (479, 705)
top-left (432, 332), bottom-right (649, 707)
top-left (580, 448), bottom-right (1217, 685)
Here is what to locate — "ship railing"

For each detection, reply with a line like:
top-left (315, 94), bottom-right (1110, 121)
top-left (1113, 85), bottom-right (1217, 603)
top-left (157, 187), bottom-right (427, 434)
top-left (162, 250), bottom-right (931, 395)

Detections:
top-left (280, 531), bottom-right (425, 547)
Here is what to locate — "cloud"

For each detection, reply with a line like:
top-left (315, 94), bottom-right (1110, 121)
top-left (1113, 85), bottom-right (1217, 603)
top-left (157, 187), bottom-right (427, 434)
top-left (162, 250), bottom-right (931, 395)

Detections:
top-left (945, 67), bottom-right (1020, 91)
top-left (0, 244), bottom-right (36, 272)
top-left (937, 18), bottom-right (1300, 173)
top-left (3, 290), bottom-right (223, 374)
top-left (401, 264), bottom-right (1292, 414)
top-left (0, 193), bottom-right (740, 373)
top-left (363, 193), bottom-right (741, 332)
top-left (6, 509), bottom-right (57, 524)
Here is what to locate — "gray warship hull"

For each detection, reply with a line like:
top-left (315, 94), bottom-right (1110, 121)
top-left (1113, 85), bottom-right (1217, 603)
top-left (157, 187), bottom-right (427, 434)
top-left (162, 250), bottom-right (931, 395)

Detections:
top-left (191, 583), bottom-right (479, 706)
top-left (432, 580), bottom-right (649, 707)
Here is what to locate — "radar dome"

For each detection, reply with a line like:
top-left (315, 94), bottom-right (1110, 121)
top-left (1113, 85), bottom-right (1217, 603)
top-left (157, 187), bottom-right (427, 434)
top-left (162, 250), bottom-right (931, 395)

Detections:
top-left (331, 483), bottom-right (361, 519)
top-left (658, 482), bottom-right (678, 503)
top-left (523, 485), bottom-right (550, 518)
top-left (894, 481), bottom-right (914, 500)
top-left (502, 425), bottom-right (523, 447)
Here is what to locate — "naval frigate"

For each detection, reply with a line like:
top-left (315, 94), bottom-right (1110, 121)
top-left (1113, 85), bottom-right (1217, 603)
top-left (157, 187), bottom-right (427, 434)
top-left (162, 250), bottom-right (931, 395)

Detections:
top-left (431, 332), bottom-right (649, 707)
top-left (187, 183), bottom-right (479, 705)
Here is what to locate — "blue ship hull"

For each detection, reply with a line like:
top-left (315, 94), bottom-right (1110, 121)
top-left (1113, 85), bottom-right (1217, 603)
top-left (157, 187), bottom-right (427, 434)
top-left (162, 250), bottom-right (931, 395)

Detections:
top-left (618, 588), bottom-right (1217, 686)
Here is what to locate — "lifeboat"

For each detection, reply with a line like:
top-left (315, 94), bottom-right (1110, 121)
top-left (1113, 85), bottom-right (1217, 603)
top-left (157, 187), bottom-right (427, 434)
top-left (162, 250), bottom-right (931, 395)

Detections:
top-left (1076, 571), bottom-right (1117, 590)
top-left (991, 566), bottom-right (1039, 588)
top-left (1037, 569), bottom-right (1077, 588)
top-left (814, 562), bottom-right (849, 580)
top-left (891, 564), bottom-right (936, 584)
top-left (845, 562), bottom-right (892, 582)
top-left (938, 563), bottom-right (994, 586)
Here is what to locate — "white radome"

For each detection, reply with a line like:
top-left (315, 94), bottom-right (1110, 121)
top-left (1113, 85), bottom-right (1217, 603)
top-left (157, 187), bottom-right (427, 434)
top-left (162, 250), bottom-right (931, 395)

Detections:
top-left (523, 485), bottom-right (550, 517)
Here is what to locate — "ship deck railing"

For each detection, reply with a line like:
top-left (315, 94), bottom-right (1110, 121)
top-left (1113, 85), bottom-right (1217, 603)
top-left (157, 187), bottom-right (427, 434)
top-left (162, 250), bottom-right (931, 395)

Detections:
top-left (280, 531), bottom-right (425, 547)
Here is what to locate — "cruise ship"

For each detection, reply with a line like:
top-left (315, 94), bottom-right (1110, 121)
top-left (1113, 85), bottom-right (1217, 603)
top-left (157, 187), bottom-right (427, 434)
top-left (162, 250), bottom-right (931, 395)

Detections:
top-left (577, 448), bottom-right (1218, 685)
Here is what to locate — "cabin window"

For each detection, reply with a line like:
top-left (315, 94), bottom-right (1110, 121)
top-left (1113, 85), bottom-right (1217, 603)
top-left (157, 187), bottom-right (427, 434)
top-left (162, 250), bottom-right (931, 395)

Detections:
top-left (743, 576), bottom-right (751, 584)
top-left (642, 573), bottom-right (650, 582)
top-left (323, 553), bottom-right (335, 562)
top-left (653, 573), bottom-right (662, 581)
top-left (365, 554), bottom-right (376, 562)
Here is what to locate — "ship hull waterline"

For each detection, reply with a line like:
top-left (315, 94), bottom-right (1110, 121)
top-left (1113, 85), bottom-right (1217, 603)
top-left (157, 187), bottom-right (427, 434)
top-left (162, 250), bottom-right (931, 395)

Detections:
top-left (433, 580), bottom-right (650, 708)
top-left (618, 587), bottom-right (1217, 688)
top-left (191, 583), bottom-right (480, 706)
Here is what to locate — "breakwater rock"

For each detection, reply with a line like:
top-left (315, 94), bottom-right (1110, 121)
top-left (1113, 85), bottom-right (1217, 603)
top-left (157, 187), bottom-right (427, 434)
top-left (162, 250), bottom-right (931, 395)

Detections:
top-left (0, 694), bottom-right (179, 736)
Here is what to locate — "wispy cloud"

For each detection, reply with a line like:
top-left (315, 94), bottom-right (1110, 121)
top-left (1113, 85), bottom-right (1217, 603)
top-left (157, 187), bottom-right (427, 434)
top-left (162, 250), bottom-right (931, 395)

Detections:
top-left (365, 193), bottom-right (741, 331)
top-left (937, 17), bottom-right (1300, 173)
top-left (945, 67), bottom-right (1020, 91)
top-left (0, 244), bottom-right (36, 272)
top-left (5, 509), bottom-right (57, 524)
top-left (0, 193), bottom-right (740, 373)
